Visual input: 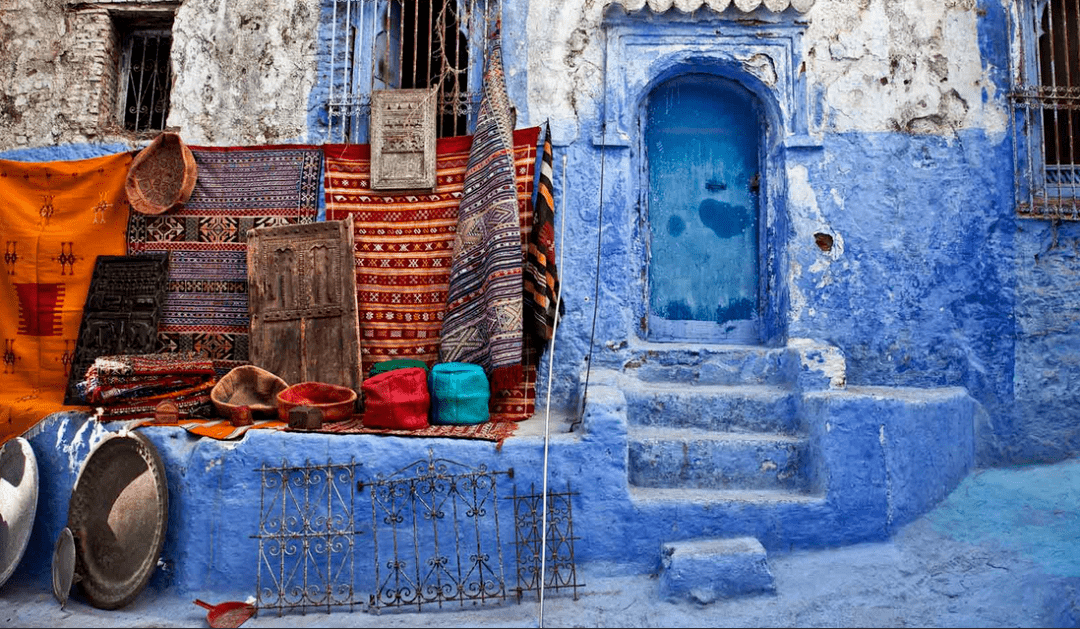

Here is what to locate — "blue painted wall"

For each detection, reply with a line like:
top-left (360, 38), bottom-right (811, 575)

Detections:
top-left (6, 4), bottom-right (1080, 600)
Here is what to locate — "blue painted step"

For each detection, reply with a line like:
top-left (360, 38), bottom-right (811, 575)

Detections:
top-left (623, 382), bottom-right (800, 435)
top-left (593, 344), bottom-right (797, 386)
top-left (628, 426), bottom-right (810, 491)
top-left (659, 537), bottom-right (776, 604)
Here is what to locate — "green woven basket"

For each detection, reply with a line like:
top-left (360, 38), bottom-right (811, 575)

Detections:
top-left (369, 358), bottom-right (429, 378)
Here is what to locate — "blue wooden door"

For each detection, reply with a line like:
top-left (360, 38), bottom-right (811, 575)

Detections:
top-left (645, 75), bottom-right (761, 343)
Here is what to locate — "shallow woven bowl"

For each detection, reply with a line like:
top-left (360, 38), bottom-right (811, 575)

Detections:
top-left (125, 132), bottom-right (198, 216)
top-left (276, 382), bottom-right (358, 423)
top-left (211, 365), bottom-right (289, 419)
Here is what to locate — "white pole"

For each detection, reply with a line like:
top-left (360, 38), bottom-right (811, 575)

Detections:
top-left (538, 148), bottom-right (568, 628)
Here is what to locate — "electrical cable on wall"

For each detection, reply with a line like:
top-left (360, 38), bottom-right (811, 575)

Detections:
top-left (570, 31), bottom-right (609, 434)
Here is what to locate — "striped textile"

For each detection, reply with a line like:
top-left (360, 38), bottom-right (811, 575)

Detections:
top-left (524, 122), bottom-right (563, 343)
top-left (82, 352), bottom-right (217, 420)
top-left (128, 415), bottom-right (517, 445)
top-left (323, 127), bottom-right (540, 422)
top-left (126, 145), bottom-right (321, 375)
top-left (287, 415), bottom-right (517, 445)
top-left (95, 380), bottom-right (215, 421)
top-left (439, 27), bottom-right (524, 390)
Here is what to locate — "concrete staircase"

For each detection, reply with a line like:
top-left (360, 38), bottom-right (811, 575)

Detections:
top-left (579, 338), bottom-right (976, 596)
top-left (588, 341), bottom-right (833, 506)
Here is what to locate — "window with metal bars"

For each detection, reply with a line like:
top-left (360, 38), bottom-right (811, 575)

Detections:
top-left (325, 0), bottom-right (497, 142)
top-left (1011, 0), bottom-right (1080, 219)
top-left (114, 12), bottom-right (174, 133)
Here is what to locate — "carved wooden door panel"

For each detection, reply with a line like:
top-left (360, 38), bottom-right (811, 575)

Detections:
top-left (246, 217), bottom-right (361, 399)
top-left (64, 254), bottom-right (169, 404)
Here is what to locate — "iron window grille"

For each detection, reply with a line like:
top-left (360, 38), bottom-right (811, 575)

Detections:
top-left (117, 26), bottom-right (173, 133)
top-left (1011, 0), bottom-right (1080, 219)
top-left (325, 0), bottom-right (499, 142)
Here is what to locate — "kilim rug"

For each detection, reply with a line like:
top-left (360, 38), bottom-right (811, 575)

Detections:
top-left (524, 122), bottom-right (563, 344)
top-left (125, 416), bottom-right (517, 446)
top-left (0, 151), bottom-right (135, 446)
top-left (115, 417), bottom-right (285, 441)
top-left (440, 27), bottom-right (524, 390)
top-left (323, 126), bottom-right (541, 421)
top-left (126, 145), bottom-right (321, 376)
top-left (81, 352), bottom-right (217, 420)
top-left (288, 417), bottom-right (518, 446)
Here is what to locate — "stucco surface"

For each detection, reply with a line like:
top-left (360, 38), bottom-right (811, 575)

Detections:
top-left (4, 455), bottom-right (1080, 627)
top-left (167, 0), bottom-right (321, 145)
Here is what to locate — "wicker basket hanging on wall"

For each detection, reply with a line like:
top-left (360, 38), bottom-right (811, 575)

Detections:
top-left (125, 132), bottom-right (198, 215)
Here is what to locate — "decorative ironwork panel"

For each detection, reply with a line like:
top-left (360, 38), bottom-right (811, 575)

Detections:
top-left (325, 0), bottom-right (498, 142)
top-left (365, 451), bottom-right (511, 612)
top-left (370, 88), bottom-right (438, 190)
top-left (254, 459), bottom-right (361, 616)
top-left (120, 29), bottom-right (173, 133)
top-left (511, 482), bottom-right (582, 601)
top-left (64, 254), bottom-right (169, 404)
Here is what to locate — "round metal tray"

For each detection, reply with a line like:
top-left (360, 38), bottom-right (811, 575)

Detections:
top-left (68, 431), bottom-right (169, 609)
top-left (0, 437), bottom-right (38, 591)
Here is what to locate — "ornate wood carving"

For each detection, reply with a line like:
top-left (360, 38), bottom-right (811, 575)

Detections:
top-left (246, 218), bottom-right (362, 399)
top-left (370, 88), bottom-right (438, 191)
top-left (64, 254), bottom-right (169, 405)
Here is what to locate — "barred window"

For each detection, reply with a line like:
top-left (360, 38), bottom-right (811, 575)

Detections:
top-left (325, 0), bottom-right (497, 142)
top-left (1012, 0), bottom-right (1080, 219)
top-left (117, 26), bottom-right (173, 132)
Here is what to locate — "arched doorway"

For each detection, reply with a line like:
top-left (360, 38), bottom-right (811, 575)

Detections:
top-left (643, 73), bottom-right (764, 343)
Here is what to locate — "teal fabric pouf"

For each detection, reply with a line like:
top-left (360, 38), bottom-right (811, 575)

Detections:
top-left (429, 362), bottom-right (490, 425)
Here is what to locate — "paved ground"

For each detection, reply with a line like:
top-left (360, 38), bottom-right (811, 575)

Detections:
top-left (3, 456), bottom-right (1080, 628)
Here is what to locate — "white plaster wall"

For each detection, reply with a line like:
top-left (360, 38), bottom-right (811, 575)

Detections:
top-left (0, 0), bottom-right (116, 148)
top-left (168, 0), bottom-right (321, 145)
top-left (0, 0), bottom-right (321, 151)
top-left (525, 0), bottom-right (1009, 142)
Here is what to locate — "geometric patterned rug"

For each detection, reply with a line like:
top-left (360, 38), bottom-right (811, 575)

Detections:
top-left (124, 414), bottom-right (517, 447)
top-left (126, 145), bottom-right (321, 376)
top-left (324, 128), bottom-right (541, 421)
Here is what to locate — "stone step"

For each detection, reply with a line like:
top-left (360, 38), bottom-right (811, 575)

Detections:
top-left (627, 426), bottom-right (811, 491)
top-left (659, 537), bottom-right (775, 604)
top-left (591, 343), bottom-right (796, 386)
top-left (622, 381), bottom-right (800, 434)
top-left (628, 486), bottom-right (825, 506)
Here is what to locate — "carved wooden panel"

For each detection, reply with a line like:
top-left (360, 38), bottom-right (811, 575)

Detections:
top-left (64, 254), bottom-right (169, 404)
top-left (246, 217), bottom-right (362, 399)
top-left (370, 88), bottom-right (437, 191)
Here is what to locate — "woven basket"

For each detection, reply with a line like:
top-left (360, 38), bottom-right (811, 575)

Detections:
top-left (125, 132), bottom-right (198, 215)
top-left (211, 365), bottom-right (288, 419)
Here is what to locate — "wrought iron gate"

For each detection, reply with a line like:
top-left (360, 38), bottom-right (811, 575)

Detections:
top-left (363, 452), bottom-right (511, 612)
top-left (254, 458), bottom-right (362, 615)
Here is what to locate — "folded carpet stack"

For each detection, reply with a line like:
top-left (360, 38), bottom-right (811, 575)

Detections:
top-left (79, 352), bottom-right (218, 420)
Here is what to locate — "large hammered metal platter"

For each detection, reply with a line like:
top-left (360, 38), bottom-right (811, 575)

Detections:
top-left (0, 437), bottom-right (38, 591)
top-left (67, 431), bottom-right (169, 609)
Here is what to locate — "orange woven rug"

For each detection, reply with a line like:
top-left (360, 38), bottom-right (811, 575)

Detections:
top-left (323, 127), bottom-right (541, 421)
top-left (0, 151), bottom-right (134, 446)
